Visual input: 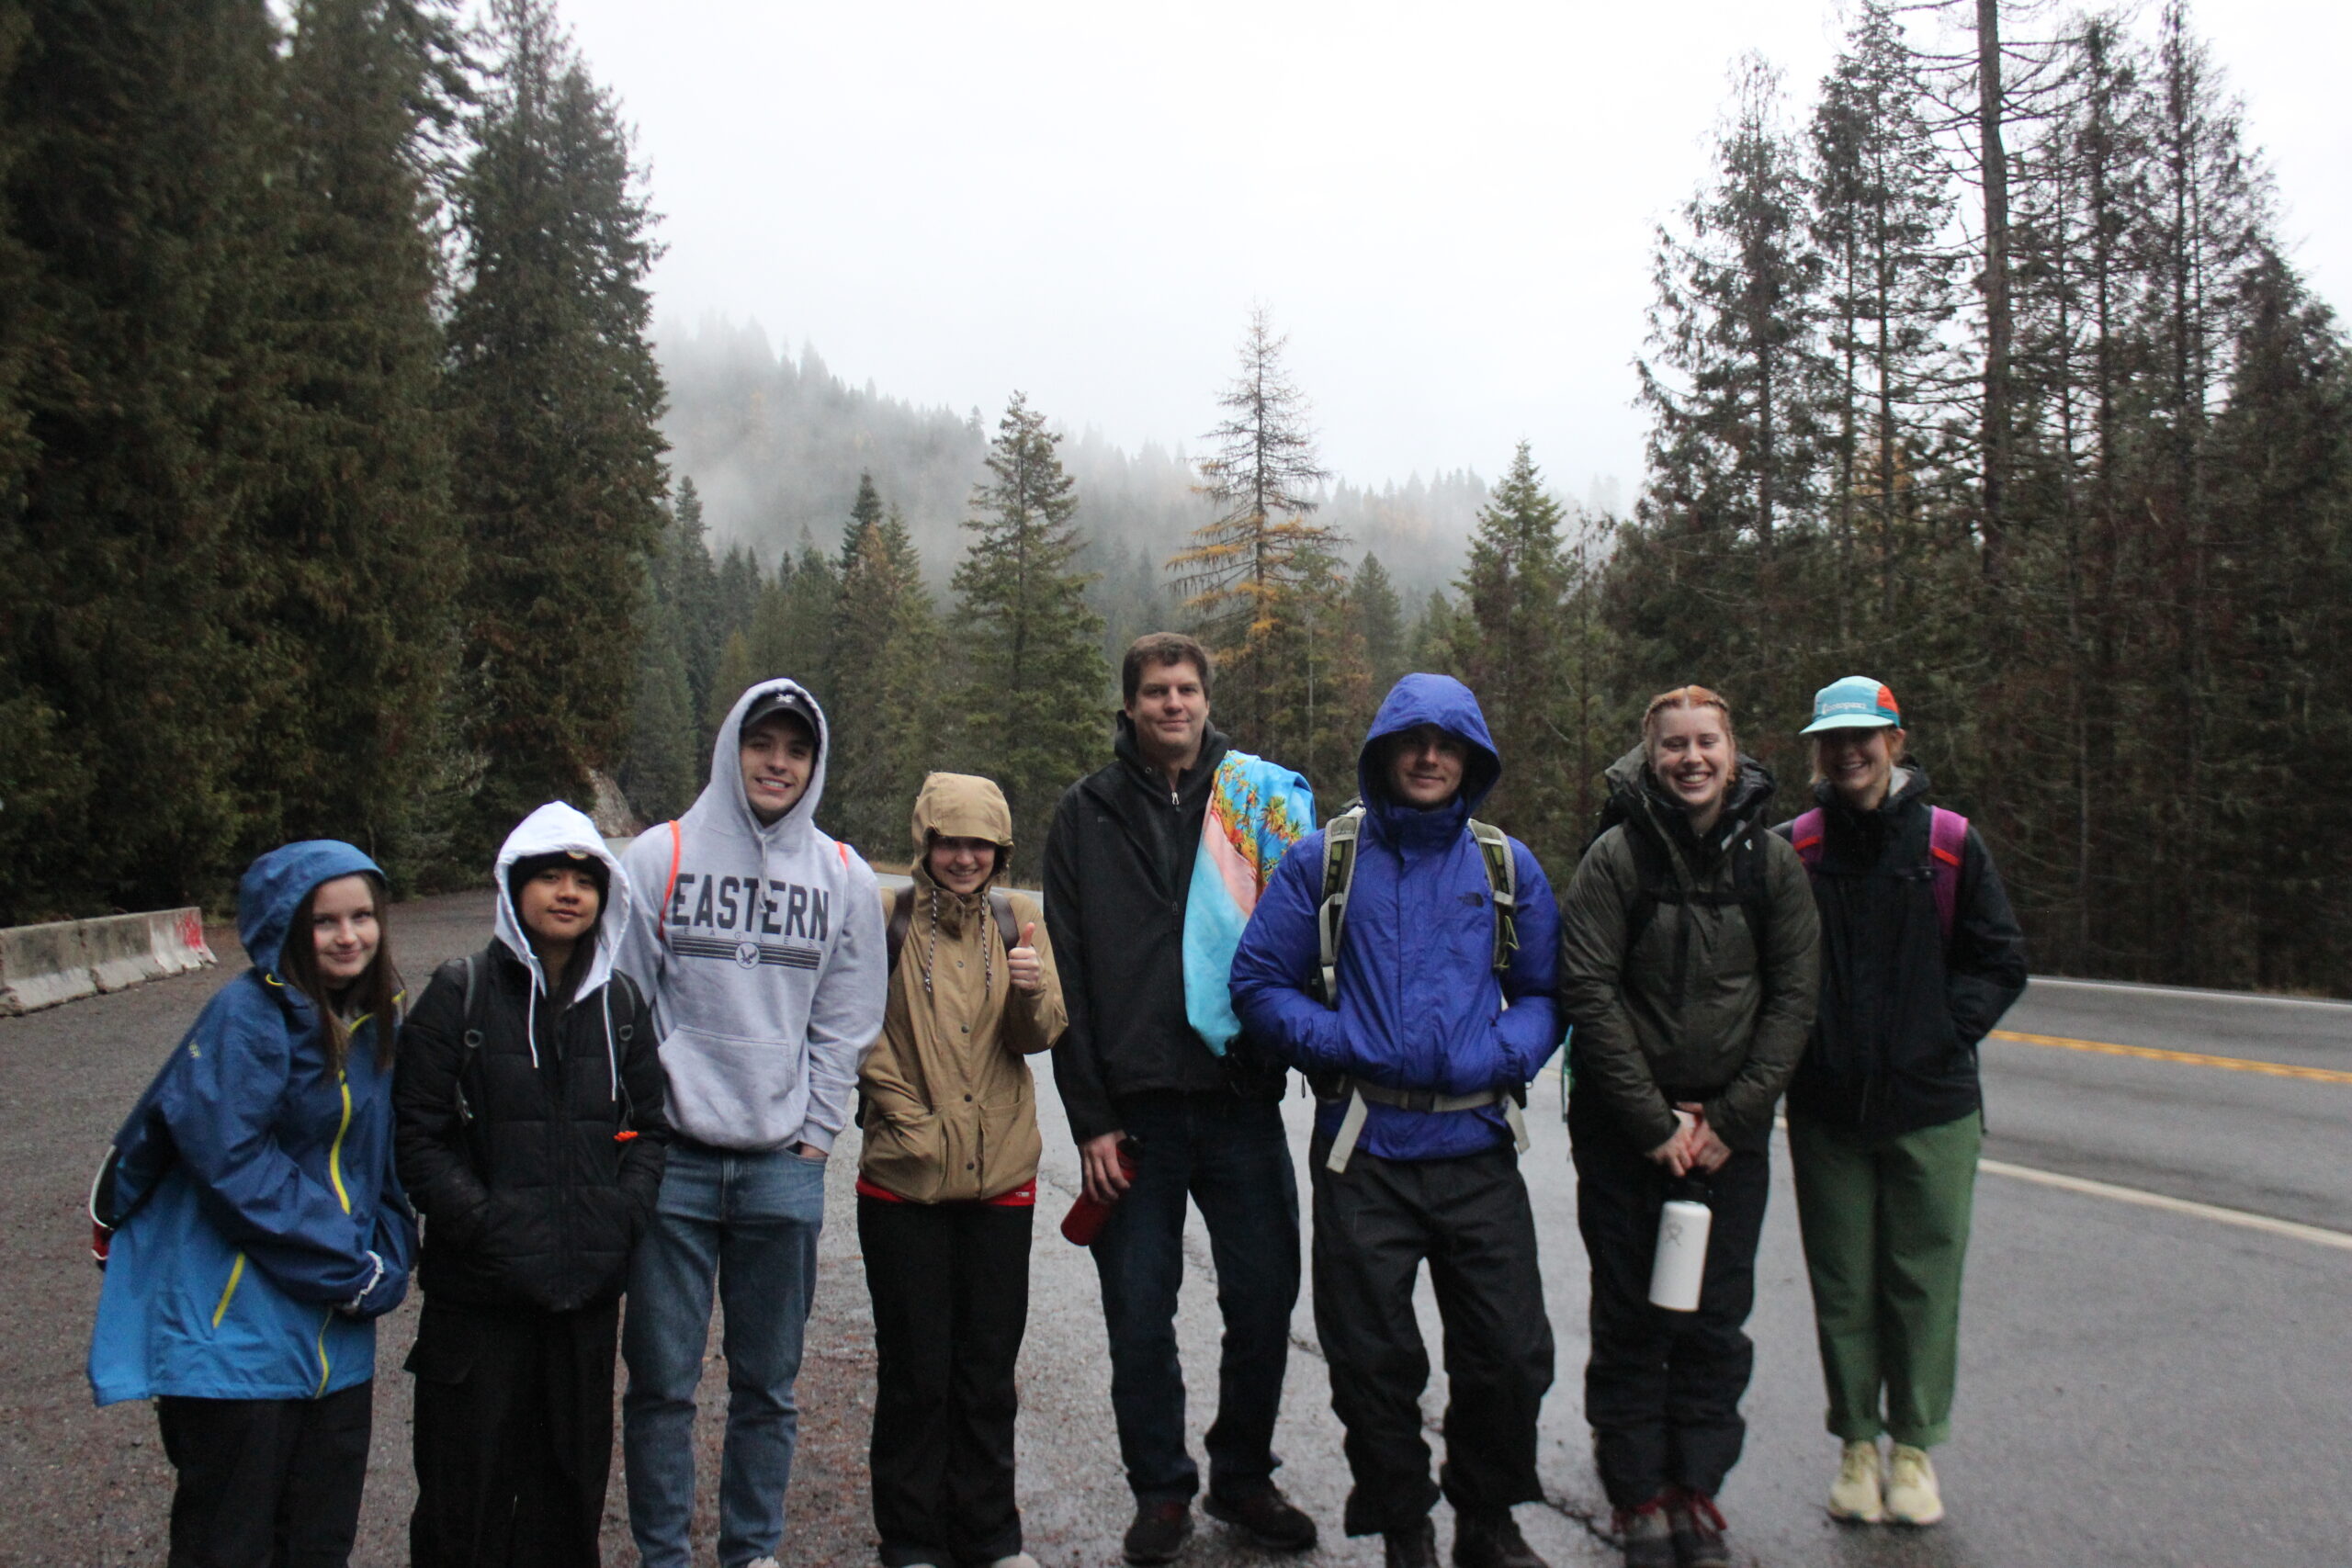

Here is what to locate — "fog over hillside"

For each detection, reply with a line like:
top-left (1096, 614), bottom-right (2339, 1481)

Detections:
top-left (656, 316), bottom-right (1519, 606)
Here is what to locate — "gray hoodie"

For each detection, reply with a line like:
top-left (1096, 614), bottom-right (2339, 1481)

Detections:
top-left (615, 680), bottom-right (888, 1153)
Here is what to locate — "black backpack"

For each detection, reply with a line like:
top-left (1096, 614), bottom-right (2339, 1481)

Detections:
top-left (1587, 795), bottom-right (1774, 970)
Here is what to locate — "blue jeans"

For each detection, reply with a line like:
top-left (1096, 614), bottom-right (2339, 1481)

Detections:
top-left (1091, 1091), bottom-right (1301, 1506)
top-left (622, 1141), bottom-right (827, 1568)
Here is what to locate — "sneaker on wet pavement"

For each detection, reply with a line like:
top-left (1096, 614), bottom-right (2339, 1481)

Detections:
top-left (1665, 1487), bottom-right (1729, 1568)
top-left (1384, 1515), bottom-right (1440, 1568)
top-left (1123, 1499), bottom-right (1194, 1565)
top-left (1203, 1484), bottom-right (1318, 1551)
top-left (986, 1557), bottom-right (1042, 1568)
top-left (1828, 1438), bottom-right (1885, 1522)
top-left (1884, 1444), bottom-right (1945, 1526)
top-left (1612, 1496), bottom-right (1676, 1568)
top-left (1453, 1507), bottom-right (1548, 1568)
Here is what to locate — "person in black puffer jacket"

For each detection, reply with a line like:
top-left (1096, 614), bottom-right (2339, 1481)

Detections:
top-left (396, 801), bottom-right (670, 1566)
top-left (1773, 677), bottom-right (2026, 1532)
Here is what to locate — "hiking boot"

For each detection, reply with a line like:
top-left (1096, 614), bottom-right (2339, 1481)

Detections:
top-left (1665, 1488), bottom-right (1729, 1568)
top-left (1204, 1485), bottom-right (1317, 1551)
top-left (1453, 1507), bottom-right (1549, 1568)
top-left (1884, 1444), bottom-right (1945, 1526)
top-left (1612, 1496), bottom-right (1675, 1568)
top-left (1123, 1499), bottom-right (1194, 1565)
top-left (1384, 1516), bottom-right (1440, 1568)
top-left (1828, 1438), bottom-right (1884, 1522)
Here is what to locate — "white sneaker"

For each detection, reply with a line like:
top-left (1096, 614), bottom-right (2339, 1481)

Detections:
top-left (744, 1560), bottom-right (782, 1568)
top-left (988, 1557), bottom-right (1043, 1568)
top-left (1884, 1443), bottom-right (1944, 1526)
top-left (1827, 1438), bottom-right (1884, 1522)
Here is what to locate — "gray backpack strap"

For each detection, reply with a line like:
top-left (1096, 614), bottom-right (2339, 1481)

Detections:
top-left (1315, 809), bottom-right (1365, 1005)
top-left (1468, 818), bottom-right (1518, 975)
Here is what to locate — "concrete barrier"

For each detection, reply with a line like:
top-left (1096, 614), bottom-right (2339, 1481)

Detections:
top-left (0, 908), bottom-right (216, 1017)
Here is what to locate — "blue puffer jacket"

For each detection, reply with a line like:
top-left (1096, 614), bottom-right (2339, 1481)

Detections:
top-left (89, 840), bottom-right (415, 1405)
top-left (1231, 674), bottom-right (1563, 1161)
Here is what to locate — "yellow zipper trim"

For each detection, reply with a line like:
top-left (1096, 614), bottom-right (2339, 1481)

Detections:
top-left (327, 1069), bottom-right (354, 1214)
top-left (211, 1253), bottom-right (247, 1328)
top-left (315, 1310), bottom-right (334, 1396)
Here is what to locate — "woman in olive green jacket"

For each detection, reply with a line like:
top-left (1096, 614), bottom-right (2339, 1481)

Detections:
top-left (1556, 686), bottom-right (1820, 1568)
top-left (857, 772), bottom-right (1064, 1568)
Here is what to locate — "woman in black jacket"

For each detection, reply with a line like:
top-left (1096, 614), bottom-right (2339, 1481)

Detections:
top-left (1776, 677), bottom-right (2026, 1531)
top-left (396, 801), bottom-right (671, 1566)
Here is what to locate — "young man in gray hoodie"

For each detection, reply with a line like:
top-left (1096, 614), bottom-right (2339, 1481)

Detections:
top-left (615, 680), bottom-right (889, 1568)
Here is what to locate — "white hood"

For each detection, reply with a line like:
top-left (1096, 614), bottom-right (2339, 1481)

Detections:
top-left (494, 801), bottom-right (634, 1071)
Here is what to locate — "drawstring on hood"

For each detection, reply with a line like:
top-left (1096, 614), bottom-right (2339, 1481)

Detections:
top-left (492, 802), bottom-right (633, 1099)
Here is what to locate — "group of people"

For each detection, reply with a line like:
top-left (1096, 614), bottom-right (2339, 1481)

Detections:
top-left (85, 632), bottom-right (2026, 1568)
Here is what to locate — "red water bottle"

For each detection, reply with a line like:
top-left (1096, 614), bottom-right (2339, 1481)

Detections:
top-left (1061, 1137), bottom-right (1140, 1246)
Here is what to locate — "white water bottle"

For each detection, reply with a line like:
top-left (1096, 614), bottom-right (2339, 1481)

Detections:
top-left (1648, 1181), bottom-right (1713, 1312)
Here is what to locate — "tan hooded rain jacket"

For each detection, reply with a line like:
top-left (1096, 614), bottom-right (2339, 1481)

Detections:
top-left (858, 773), bottom-right (1066, 1202)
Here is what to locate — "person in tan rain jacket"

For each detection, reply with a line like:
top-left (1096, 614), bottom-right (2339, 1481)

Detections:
top-left (857, 773), bottom-right (1066, 1568)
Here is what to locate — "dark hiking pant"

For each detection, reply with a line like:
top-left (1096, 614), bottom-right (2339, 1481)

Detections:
top-left (1309, 1135), bottom-right (1554, 1537)
top-left (1091, 1091), bottom-right (1301, 1506)
top-left (858, 1194), bottom-right (1035, 1568)
top-left (156, 1380), bottom-right (372, 1568)
top-left (1568, 1089), bottom-right (1770, 1508)
top-left (406, 1297), bottom-right (621, 1568)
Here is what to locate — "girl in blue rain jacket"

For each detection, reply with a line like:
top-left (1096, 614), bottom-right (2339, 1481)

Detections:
top-left (89, 839), bottom-right (414, 1566)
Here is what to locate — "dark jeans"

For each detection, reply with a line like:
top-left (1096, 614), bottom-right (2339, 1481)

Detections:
top-left (1568, 1089), bottom-right (1770, 1508)
top-left (859, 1195), bottom-right (1034, 1567)
top-left (407, 1296), bottom-right (622, 1567)
top-left (156, 1380), bottom-right (372, 1568)
top-left (1091, 1090), bottom-right (1301, 1505)
top-left (1310, 1136), bottom-right (1554, 1537)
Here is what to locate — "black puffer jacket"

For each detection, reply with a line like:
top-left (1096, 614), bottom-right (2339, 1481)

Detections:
top-left (1046, 715), bottom-right (1285, 1144)
top-left (395, 942), bottom-right (670, 1312)
top-left (1773, 768), bottom-right (2028, 1137)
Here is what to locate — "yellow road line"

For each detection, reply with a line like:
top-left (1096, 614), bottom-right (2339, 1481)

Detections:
top-left (1978, 1159), bottom-right (2352, 1253)
top-left (1988, 1029), bottom-right (2352, 1086)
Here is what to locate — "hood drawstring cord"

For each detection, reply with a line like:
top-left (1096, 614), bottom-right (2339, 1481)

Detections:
top-left (919, 885), bottom-right (993, 1000)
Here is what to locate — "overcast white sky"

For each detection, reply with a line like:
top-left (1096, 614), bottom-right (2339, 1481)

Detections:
top-left (556, 0), bottom-right (2349, 503)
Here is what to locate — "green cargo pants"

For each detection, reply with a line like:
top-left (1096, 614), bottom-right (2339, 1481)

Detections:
top-left (1786, 1108), bottom-right (1982, 1449)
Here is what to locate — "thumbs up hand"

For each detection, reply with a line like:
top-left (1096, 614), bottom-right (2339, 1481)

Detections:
top-left (1007, 921), bottom-right (1044, 995)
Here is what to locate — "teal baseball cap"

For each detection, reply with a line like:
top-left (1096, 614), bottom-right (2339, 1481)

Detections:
top-left (1801, 675), bottom-right (1903, 735)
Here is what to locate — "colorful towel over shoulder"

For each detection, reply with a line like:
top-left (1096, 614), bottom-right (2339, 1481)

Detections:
top-left (1184, 750), bottom-right (1316, 1055)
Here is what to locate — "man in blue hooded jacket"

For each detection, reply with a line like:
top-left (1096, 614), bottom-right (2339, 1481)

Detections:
top-left (1232, 674), bottom-right (1564, 1568)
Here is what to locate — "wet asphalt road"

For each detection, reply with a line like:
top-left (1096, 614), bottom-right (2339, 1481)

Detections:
top-left (5, 890), bottom-right (2348, 1566)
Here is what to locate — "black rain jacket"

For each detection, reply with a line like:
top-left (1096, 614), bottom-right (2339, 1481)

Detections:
top-left (1045, 715), bottom-right (1284, 1144)
top-left (395, 943), bottom-right (671, 1313)
top-left (1773, 768), bottom-right (2029, 1138)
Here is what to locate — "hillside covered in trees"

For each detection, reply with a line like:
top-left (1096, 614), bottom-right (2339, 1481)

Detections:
top-left (6, 0), bottom-right (2349, 996)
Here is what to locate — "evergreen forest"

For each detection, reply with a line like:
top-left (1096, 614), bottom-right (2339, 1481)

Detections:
top-left (4, 0), bottom-right (2348, 996)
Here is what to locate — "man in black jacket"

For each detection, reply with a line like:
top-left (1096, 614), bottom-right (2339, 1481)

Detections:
top-left (1046, 634), bottom-right (1318, 1566)
top-left (396, 803), bottom-right (671, 1567)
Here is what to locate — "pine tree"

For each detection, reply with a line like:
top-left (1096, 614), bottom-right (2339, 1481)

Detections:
top-left (0, 0), bottom-right (291, 917)
top-left (1453, 443), bottom-right (1577, 863)
top-left (951, 392), bottom-right (1108, 871)
top-left (1634, 56), bottom-right (1825, 745)
top-left (667, 476), bottom-right (720, 735)
top-left (1810, 0), bottom-right (1962, 647)
top-left (445, 0), bottom-right (667, 857)
top-left (1170, 308), bottom-right (1341, 758)
top-left (1351, 552), bottom-right (1407, 694)
top-left (242, 0), bottom-right (467, 876)
top-left (840, 469), bottom-right (885, 576)
top-left (823, 495), bottom-right (935, 856)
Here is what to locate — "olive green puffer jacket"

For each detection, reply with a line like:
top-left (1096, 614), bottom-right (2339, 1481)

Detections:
top-left (1557, 746), bottom-right (1820, 1151)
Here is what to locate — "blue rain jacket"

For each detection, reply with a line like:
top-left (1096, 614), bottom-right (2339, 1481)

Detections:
top-left (88, 840), bottom-right (415, 1404)
top-left (1231, 674), bottom-right (1563, 1161)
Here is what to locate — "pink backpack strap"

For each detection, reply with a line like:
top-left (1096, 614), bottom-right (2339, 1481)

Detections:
top-left (1789, 808), bottom-right (1826, 873)
top-left (1928, 807), bottom-right (1967, 941)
